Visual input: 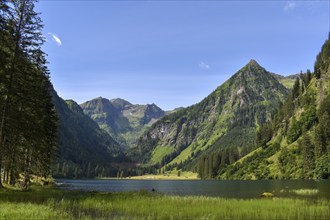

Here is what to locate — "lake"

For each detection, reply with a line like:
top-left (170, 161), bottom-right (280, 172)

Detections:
top-left (56, 179), bottom-right (330, 199)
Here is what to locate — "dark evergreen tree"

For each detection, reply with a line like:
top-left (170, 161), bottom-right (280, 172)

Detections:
top-left (0, 0), bottom-right (58, 188)
top-left (0, 0), bottom-right (12, 188)
top-left (306, 69), bottom-right (312, 85)
top-left (301, 134), bottom-right (315, 176)
top-left (287, 116), bottom-right (301, 144)
top-left (256, 123), bottom-right (272, 148)
top-left (291, 78), bottom-right (300, 102)
top-left (314, 35), bottom-right (330, 79)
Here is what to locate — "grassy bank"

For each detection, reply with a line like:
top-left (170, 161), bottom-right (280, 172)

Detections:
top-left (0, 186), bottom-right (329, 219)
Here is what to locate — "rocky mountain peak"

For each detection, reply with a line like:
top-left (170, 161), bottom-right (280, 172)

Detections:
top-left (239, 59), bottom-right (266, 75)
top-left (110, 98), bottom-right (132, 110)
top-left (80, 97), bottom-right (116, 118)
top-left (144, 103), bottom-right (165, 120)
top-left (134, 60), bottom-right (289, 166)
top-left (80, 97), bottom-right (166, 148)
top-left (247, 59), bottom-right (259, 66)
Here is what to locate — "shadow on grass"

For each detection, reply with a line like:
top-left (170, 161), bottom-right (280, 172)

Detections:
top-left (0, 184), bottom-right (89, 204)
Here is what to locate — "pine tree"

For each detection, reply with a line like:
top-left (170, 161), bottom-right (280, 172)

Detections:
top-left (287, 116), bottom-right (301, 144)
top-left (314, 36), bottom-right (330, 79)
top-left (315, 113), bottom-right (330, 158)
top-left (306, 69), bottom-right (312, 85)
top-left (292, 78), bottom-right (300, 101)
top-left (301, 134), bottom-right (315, 176)
top-left (0, 0), bottom-right (13, 188)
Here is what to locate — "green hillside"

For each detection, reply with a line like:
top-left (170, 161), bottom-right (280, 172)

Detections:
top-left (133, 60), bottom-right (289, 175)
top-left (272, 73), bottom-right (300, 89)
top-left (218, 37), bottom-right (330, 180)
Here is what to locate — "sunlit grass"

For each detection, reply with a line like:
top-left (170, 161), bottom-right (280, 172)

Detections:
top-left (63, 193), bottom-right (329, 219)
top-left (149, 145), bottom-right (174, 165)
top-left (129, 171), bottom-right (198, 180)
top-left (0, 186), bottom-right (329, 219)
top-left (292, 189), bottom-right (319, 196)
top-left (280, 188), bottom-right (319, 196)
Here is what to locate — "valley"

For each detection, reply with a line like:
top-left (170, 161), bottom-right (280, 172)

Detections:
top-left (49, 44), bottom-right (330, 181)
top-left (52, 59), bottom-right (306, 179)
top-left (0, 1), bottom-right (329, 219)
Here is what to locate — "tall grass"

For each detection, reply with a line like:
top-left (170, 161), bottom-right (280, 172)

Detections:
top-left (1, 187), bottom-right (329, 219)
top-left (59, 193), bottom-right (330, 219)
top-left (0, 202), bottom-right (71, 219)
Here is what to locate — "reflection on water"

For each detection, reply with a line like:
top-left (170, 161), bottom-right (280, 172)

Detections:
top-left (56, 179), bottom-right (330, 199)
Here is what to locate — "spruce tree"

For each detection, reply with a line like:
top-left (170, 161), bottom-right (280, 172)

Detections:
top-left (0, 0), bottom-right (12, 187)
top-left (301, 134), bottom-right (315, 176)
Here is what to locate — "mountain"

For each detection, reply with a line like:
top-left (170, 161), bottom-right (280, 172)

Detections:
top-left (165, 107), bottom-right (185, 115)
top-left (80, 97), bottom-right (166, 148)
top-left (272, 73), bottom-right (300, 89)
top-left (218, 37), bottom-right (330, 180)
top-left (133, 60), bottom-right (289, 174)
top-left (51, 90), bottom-right (125, 178)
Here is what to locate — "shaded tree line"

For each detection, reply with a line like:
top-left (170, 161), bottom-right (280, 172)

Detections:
top-left (198, 148), bottom-right (239, 179)
top-left (53, 162), bottom-right (116, 179)
top-left (0, 0), bottom-right (57, 189)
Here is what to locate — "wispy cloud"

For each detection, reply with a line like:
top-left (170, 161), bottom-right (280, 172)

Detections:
top-left (284, 1), bottom-right (297, 11)
top-left (198, 61), bottom-right (211, 70)
top-left (48, 32), bottom-right (62, 46)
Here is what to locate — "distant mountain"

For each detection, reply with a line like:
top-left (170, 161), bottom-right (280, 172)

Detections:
top-left (165, 107), bottom-right (185, 115)
top-left (80, 97), bottom-right (166, 148)
top-left (272, 73), bottom-right (300, 89)
top-left (51, 90), bottom-right (125, 178)
top-left (219, 37), bottom-right (330, 180)
top-left (133, 60), bottom-right (289, 175)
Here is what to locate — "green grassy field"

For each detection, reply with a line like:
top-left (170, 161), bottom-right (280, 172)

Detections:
top-left (0, 185), bottom-right (329, 219)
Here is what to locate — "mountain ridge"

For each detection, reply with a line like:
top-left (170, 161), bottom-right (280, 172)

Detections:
top-left (132, 60), bottom-right (289, 174)
top-left (51, 89), bottom-right (125, 178)
top-left (80, 97), bottom-right (166, 148)
top-left (213, 37), bottom-right (330, 180)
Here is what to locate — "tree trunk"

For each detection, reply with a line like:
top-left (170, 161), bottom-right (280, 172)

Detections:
top-left (24, 149), bottom-right (31, 191)
top-left (0, 156), bottom-right (3, 188)
top-left (4, 168), bottom-right (8, 184)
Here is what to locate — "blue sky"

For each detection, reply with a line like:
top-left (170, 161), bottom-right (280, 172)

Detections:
top-left (37, 0), bottom-right (328, 110)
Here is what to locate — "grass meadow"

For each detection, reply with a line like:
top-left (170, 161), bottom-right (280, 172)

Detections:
top-left (0, 185), bottom-right (329, 219)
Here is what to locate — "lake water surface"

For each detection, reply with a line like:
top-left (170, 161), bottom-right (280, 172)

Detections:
top-left (56, 179), bottom-right (330, 199)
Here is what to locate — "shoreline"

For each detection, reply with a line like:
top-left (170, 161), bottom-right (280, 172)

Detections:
top-left (98, 171), bottom-right (199, 180)
top-left (1, 185), bottom-right (329, 219)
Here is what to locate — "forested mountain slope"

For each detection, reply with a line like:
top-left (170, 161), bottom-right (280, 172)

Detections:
top-left (133, 60), bottom-right (289, 174)
top-left (218, 37), bottom-right (330, 180)
top-left (80, 97), bottom-right (165, 148)
top-left (51, 90), bottom-right (125, 178)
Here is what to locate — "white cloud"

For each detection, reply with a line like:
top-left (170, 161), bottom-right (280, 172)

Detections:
top-left (48, 32), bottom-right (62, 46)
top-left (198, 61), bottom-right (211, 70)
top-left (284, 1), bottom-right (297, 11)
